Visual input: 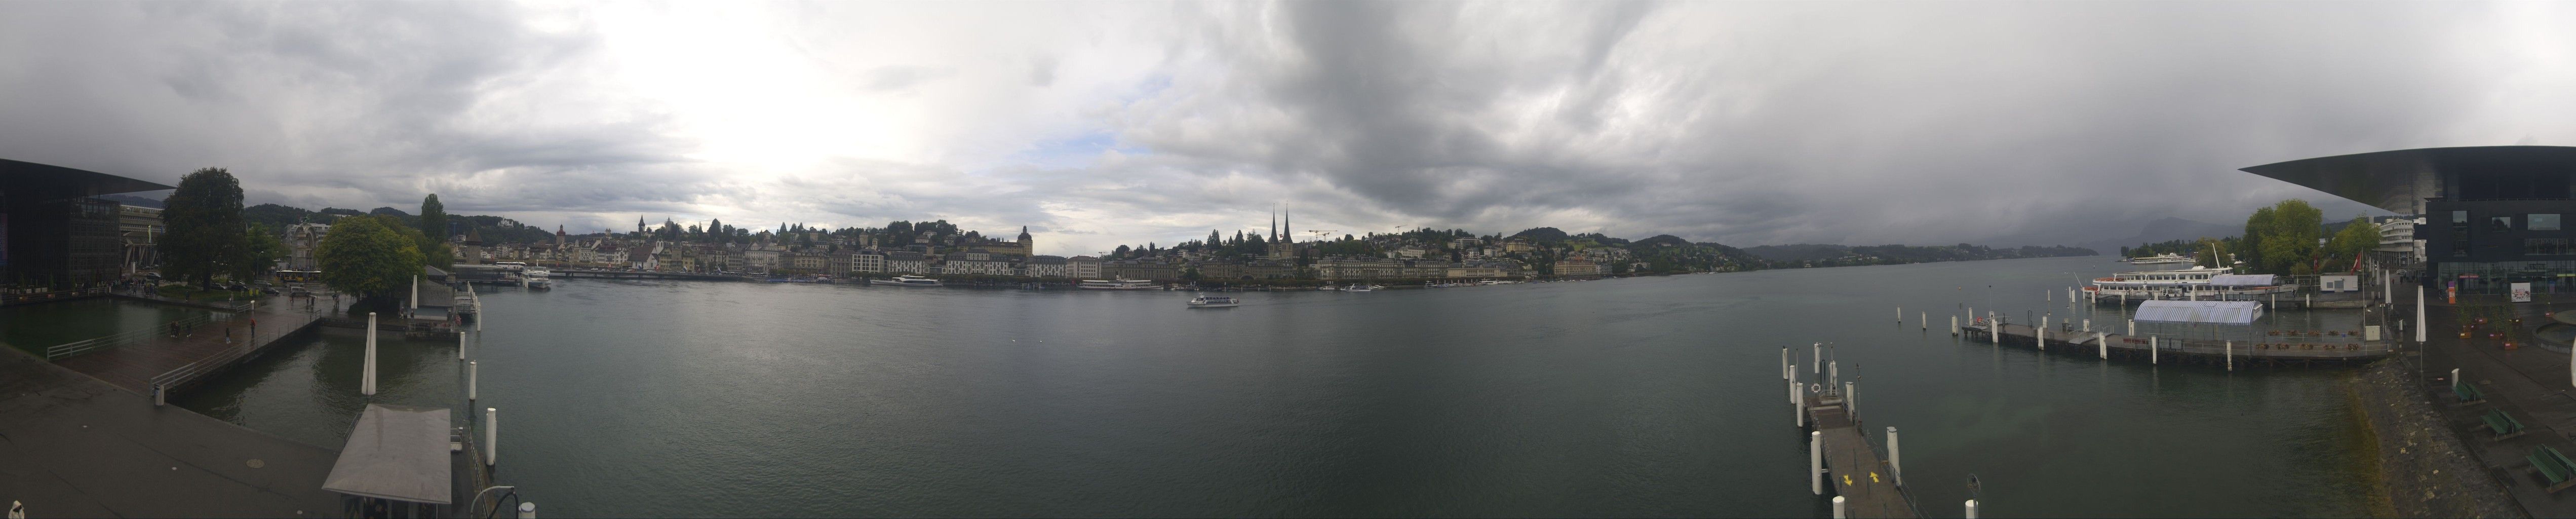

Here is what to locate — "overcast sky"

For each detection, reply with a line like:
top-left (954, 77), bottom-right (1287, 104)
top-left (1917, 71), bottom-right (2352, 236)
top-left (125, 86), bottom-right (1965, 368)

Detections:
top-left (5, 2), bottom-right (2573, 255)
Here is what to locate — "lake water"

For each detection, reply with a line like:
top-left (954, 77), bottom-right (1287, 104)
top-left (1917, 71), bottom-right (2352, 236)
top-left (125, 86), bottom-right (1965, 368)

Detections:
top-left (159, 256), bottom-right (2376, 517)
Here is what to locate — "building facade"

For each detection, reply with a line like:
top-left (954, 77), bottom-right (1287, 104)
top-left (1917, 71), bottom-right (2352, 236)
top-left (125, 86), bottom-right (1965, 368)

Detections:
top-left (2243, 145), bottom-right (2576, 294)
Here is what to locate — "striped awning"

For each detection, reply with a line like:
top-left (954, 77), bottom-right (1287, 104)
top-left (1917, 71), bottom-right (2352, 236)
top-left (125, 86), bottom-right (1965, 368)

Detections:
top-left (2133, 300), bottom-right (2263, 324)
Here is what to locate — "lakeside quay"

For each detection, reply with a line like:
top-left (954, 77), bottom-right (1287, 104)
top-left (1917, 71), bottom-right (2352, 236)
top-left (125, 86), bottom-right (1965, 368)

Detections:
top-left (2376, 292), bottom-right (2576, 517)
top-left (0, 346), bottom-right (344, 516)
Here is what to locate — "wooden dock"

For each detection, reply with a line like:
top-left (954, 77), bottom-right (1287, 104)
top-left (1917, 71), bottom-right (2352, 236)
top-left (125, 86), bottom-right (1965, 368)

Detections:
top-left (1960, 321), bottom-right (2393, 367)
top-left (1804, 387), bottom-right (1918, 518)
top-left (48, 294), bottom-right (342, 395)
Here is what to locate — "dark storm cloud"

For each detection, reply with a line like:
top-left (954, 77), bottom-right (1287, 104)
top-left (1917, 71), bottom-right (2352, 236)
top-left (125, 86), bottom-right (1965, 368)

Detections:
top-left (1123, 1), bottom-right (2566, 247)
top-left (0, 1), bottom-right (709, 231)
top-left (1, 2), bottom-right (2567, 251)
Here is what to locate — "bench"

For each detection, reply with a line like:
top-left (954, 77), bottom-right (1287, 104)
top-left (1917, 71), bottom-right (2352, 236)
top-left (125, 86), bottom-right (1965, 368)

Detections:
top-left (2455, 382), bottom-right (2488, 405)
top-left (2484, 409), bottom-right (2528, 440)
top-left (2530, 446), bottom-right (2576, 493)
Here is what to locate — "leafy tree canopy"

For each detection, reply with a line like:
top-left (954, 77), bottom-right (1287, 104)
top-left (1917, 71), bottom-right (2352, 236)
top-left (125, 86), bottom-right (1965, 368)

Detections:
top-left (317, 214), bottom-right (427, 301)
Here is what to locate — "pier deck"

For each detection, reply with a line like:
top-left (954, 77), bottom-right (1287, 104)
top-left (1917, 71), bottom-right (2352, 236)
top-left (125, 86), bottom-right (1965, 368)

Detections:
top-left (1805, 391), bottom-right (1916, 518)
top-left (1961, 321), bottom-right (2393, 366)
top-left (0, 345), bottom-right (344, 517)
top-left (49, 294), bottom-right (342, 395)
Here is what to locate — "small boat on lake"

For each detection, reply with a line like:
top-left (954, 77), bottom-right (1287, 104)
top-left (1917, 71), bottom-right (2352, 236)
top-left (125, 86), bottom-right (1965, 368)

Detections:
top-left (1187, 295), bottom-right (1240, 308)
top-left (869, 275), bottom-right (944, 287)
top-left (1078, 278), bottom-right (1159, 290)
top-left (1344, 283), bottom-right (1373, 292)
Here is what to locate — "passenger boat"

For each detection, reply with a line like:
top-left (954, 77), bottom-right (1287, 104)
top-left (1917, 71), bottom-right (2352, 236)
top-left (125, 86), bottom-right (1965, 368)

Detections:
top-left (2084, 266), bottom-right (2290, 303)
top-left (1187, 295), bottom-right (1241, 308)
top-left (1077, 278), bottom-right (1159, 290)
top-left (869, 275), bottom-right (945, 287)
top-left (522, 267), bottom-right (552, 290)
top-left (2125, 253), bottom-right (2194, 265)
top-left (1344, 283), bottom-right (1373, 292)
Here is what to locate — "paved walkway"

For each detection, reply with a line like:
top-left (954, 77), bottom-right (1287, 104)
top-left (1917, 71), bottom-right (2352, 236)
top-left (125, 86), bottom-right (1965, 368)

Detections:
top-left (0, 345), bottom-right (345, 517)
top-left (2415, 294), bottom-right (2576, 516)
top-left (51, 294), bottom-right (343, 394)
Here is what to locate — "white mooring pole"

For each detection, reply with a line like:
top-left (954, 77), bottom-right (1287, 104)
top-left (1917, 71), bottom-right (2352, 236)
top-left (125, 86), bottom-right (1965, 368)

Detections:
top-left (1966, 499), bottom-right (1980, 519)
top-left (1921, 311), bottom-right (1927, 330)
top-left (2128, 319), bottom-right (2134, 337)
top-left (1898, 307), bottom-right (1903, 323)
top-left (2097, 332), bottom-right (2107, 359)
top-left (469, 361), bottom-right (479, 401)
top-left (2416, 286), bottom-right (2427, 343)
top-left (1832, 496), bottom-right (1848, 519)
top-left (363, 312), bottom-right (378, 396)
top-left (1795, 383), bottom-right (1806, 427)
top-left (2082, 318), bottom-right (2090, 332)
top-left (485, 407), bottom-right (499, 467)
top-left (1887, 426), bottom-right (1904, 487)
top-left (1845, 381), bottom-right (1857, 420)
top-left (518, 502), bottom-right (537, 519)
top-left (459, 328), bottom-right (467, 360)
top-left (1814, 344), bottom-right (1823, 376)
top-left (1782, 348), bottom-right (1789, 380)
top-left (2225, 341), bottom-right (2234, 372)
top-left (1951, 315), bottom-right (1959, 336)
top-left (1829, 360), bottom-right (1839, 390)
top-left (1810, 431), bottom-right (1824, 495)
top-left (2151, 336), bottom-right (2159, 364)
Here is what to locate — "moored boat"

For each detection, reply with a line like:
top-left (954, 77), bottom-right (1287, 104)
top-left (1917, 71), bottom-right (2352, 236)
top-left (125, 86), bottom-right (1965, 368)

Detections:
top-left (1344, 283), bottom-right (1373, 292)
top-left (869, 275), bottom-right (945, 287)
top-left (1187, 295), bottom-right (1240, 308)
top-left (1078, 278), bottom-right (1159, 290)
top-left (2085, 267), bottom-right (2289, 303)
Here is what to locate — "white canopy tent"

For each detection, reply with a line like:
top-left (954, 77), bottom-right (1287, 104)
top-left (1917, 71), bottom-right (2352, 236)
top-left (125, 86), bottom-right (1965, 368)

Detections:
top-left (2206, 274), bottom-right (2277, 286)
top-left (322, 404), bottom-right (453, 506)
top-left (2134, 300), bottom-right (2265, 324)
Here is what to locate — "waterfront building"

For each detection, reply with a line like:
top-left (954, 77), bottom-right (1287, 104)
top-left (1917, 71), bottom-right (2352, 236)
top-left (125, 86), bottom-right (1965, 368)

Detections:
top-left (2376, 216), bottom-right (2424, 270)
top-left (1448, 265), bottom-right (1505, 279)
top-left (1556, 257), bottom-right (1605, 278)
top-left (826, 252), bottom-right (852, 275)
top-left (1026, 254), bottom-right (1067, 278)
top-left (852, 251), bottom-right (887, 274)
top-left (1067, 255), bottom-right (1102, 279)
top-left (1, 159), bottom-right (172, 291)
top-left (1102, 258), bottom-right (1178, 282)
top-left (284, 222), bottom-right (331, 271)
top-left (941, 252), bottom-right (1017, 275)
top-left (2243, 145), bottom-right (2576, 293)
top-left (886, 250), bottom-right (928, 274)
top-left (116, 204), bottom-right (163, 275)
top-left (745, 245), bottom-right (780, 273)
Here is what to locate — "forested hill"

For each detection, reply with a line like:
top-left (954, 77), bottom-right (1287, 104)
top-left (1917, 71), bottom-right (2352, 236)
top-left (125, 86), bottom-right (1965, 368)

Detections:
top-left (1744, 243), bottom-right (2097, 267)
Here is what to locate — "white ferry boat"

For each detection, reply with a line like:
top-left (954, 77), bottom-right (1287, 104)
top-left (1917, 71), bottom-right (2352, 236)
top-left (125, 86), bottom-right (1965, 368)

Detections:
top-left (2085, 267), bottom-right (2290, 302)
top-left (1077, 278), bottom-right (1159, 290)
top-left (869, 275), bottom-right (944, 287)
top-left (1344, 283), bottom-right (1373, 292)
top-left (1187, 295), bottom-right (1241, 308)
top-left (2126, 253), bottom-right (2194, 265)
top-left (523, 267), bottom-right (552, 290)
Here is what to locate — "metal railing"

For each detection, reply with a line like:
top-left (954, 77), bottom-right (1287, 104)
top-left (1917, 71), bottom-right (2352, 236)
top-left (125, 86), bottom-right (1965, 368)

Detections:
top-left (148, 337), bottom-right (255, 397)
top-left (44, 311), bottom-right (233, 360)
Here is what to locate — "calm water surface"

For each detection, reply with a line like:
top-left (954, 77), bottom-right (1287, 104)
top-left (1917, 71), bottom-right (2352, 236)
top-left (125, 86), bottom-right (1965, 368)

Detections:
top-left (167, 256), bottom-right (2375, 517)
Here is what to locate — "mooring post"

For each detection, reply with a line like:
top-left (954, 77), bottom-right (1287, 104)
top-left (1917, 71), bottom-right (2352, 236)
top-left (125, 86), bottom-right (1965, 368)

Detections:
top-left (1810, 431), bottom-right (1824, 495)
top-left (2097, 332), bottom-right (2106, 359)
top-left (469, 361), bottom-right (479, 401)
top-left (1921, 311), bottom-right (1927, 330)
top-left (2307, 293), bottom-right (2313, 308)
top-left (1796, 383), bottom-right (1806, 427)
top-left (2451, 367), bottom-right (2460, 384)
top-left (1790, 377), bottom-right (1800, 405)
top-left (458, 328), bottom-right (467, 361)
top-left (363, 312), bottom-right (378, 396)
top-left (153, 384), bottom-right (165, 406)
top-left (486, 407), bottom-right (499, 467)
top-left (1898, 307), bottom-right (1903, 323)
top-left (1832, 496), bottom-right (1847, 519)
top-left (2151, 336), bottom-right (2159, 364)
top-left (2225, 341), bottom-right (2234, 372)
top-left (2036, 322), bottom-right (2044, 351)
top-left (2082, 318), bottom-right (2090, 332)
top-left (1966, 499), bottom-right (1979, 519)
top-left (1782, 348), bottom-right (1789, 380)
top-left (1814, 343), bottom-right (1823, 376)
top-left (1829, 361), bottom-right (1839, 390)
top-left (1845, 382), bottom-right (1856, 420)
top-left (2128, 319), bottom-right (2134, 337)
top-left (518, 502), bottom-right (537, 519)
top-left (2416, 286), bottom-right (2427, 343)
top-left (1951, 315), bottom-right (1959, 336)
top-left (1887, 426), bottom-right (1903, 487)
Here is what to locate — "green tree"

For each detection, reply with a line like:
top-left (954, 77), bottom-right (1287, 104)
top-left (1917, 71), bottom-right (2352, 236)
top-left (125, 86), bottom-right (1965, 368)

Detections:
top-left (235, 224), bottom-right (287, 281)
top-left (2321, 215), bottom-right (2377, 272)
top-left (317, 215), bottom-right (427, 302)
top-left (418, 194), bottom-right (447, 239)
top-left (2245, 199), bottom-right (2322, 275)
top-left (161, 168), bottom-right (248, 289)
